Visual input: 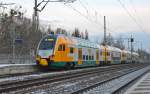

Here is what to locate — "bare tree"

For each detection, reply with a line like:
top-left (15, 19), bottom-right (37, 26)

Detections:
top-left (114, 36), bottom-right (125, 49)
top-left (72, 28), bottom-right (81, 38)
top-left (85, 29), bottom-right (88, 40)
top-left (81, 32), bottom-right (84, 39)
top-left (55, 27), bottom-right (67, 35)
top-left (107, 33), bottom-right (114, 46)
top-left (47, 26), bottom-right (54, 34)
top-left (0, 7), bottom-right (42, 54)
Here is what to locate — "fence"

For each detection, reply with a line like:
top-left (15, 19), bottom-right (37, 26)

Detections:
top-left (0, 54), bottom-right (35, 64)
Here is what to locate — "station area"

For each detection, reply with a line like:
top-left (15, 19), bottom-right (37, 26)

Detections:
top-left (0, 64), bottom-right (38, 76)
top-left (0, 0), bottom-right (150, 94)
top-left (125, 71), bottom-right (150, 94)
top-left (0, 59), bottom-right (150, 94)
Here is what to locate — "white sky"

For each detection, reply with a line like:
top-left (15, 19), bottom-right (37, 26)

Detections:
top-left (1, 0), bottom-right (150, 50)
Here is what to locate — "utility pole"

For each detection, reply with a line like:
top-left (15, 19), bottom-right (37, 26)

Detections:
top-left (32, 0), bottom-right (39, 32)
top-left (12, 23), bottom-right (15, 64)
top-left (140, 42), bottom-right (143, 60)
top-left (130, 35), bottom-right (134, 63)
top-left (34, 0), bottom-right (38, 16)
top-left (141, 42), bottom-right (142, 52)
top-left (32, 0), bottom-right (77, 32)
top-left (128, 38), bottom-right (130, 49)
top-left (0, 2), bottom-right (15, 18)
top-left (103, 16), bottom-right (107, 64)
top-left (104, 16), bottom-right (106, 45)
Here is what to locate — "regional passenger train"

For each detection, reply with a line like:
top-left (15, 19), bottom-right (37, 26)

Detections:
top-left (36, 34), bottom-right (139, 69)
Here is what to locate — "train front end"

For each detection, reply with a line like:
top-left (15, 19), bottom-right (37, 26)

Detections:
top-left (36, 35), bottom-right (56, 67)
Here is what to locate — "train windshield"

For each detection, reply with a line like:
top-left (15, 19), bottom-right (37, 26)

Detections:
top-left (39, 36), bottom-right (56, 50)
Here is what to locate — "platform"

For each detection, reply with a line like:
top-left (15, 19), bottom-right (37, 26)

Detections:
top-left (0, 64), bottom-right (39, 76)
top-left (125, 71), bottom-right (150, 94)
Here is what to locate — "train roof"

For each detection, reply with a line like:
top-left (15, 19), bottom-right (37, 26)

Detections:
top-left (106, 46), bottom-right (122, 52)
top-left (74, 37), bottom-right (100, 49)
top-left (54, 34), bottom-right (100, 49)
top-left (133, 52), bottom-right (139, 56)
top-left (123, 50), bottom-right (130, 54)
top-left (45, 34), bottom-right (139, 54)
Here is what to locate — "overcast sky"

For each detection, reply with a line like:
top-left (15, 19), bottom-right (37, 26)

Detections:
top-left (1, 0), bottom-right (150, 51)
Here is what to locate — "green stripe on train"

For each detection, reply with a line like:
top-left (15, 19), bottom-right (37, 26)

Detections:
top-left (50, 61), bottom-right (97, 67)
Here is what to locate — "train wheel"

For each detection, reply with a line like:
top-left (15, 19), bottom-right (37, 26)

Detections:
top-left (65, 62), bottom-right (74, 70)
top-left (71, 62), bottom-right (75, 69)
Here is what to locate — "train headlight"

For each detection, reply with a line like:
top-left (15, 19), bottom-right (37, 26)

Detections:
top-left (36, 55), bottom-right (41, 61)
top-left (49, 55), bottom-right (54, 60)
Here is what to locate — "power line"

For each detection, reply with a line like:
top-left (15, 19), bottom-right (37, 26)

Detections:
top-left (78, 0), bottom-right (99, 23)
top-left (78, 0), bottom-right (89, 15)
top-left (129, 0), bottom-right (146, 31)
top-left (116, 0), bottom-right (150, 37)
top-left (32, 0), bottom-right (77, 32)
top-left (0, 2), bottom-right (15, 6)
top-left (77, 0), bottom-right (97, 23)
top-left (78, 1), bottom-right (119, 34)
top-left (78, 0), bottom-right (103, 24)
top-left (0, 2), bottom-right (15, 9)
top-left (64, 3), bottom-right (104, 29)
top-left (64, 3), bottom-right (117, 34)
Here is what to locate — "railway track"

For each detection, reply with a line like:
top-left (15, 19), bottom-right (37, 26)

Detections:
top-left (0, 63), bottom-right (149, 94)
top-left (71, 68), bottom-right (143, 94)
top-left (111, 70), bottom-right (149, 94)
top-left (0, 64), bottom-right (124, 93)
top-left (0, 66), bottom-right (99, 86)
top-left (72, 64), bottom-right (150, 94)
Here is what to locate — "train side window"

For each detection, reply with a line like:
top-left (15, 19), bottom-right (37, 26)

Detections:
top-left (58, 44), bottom-right (63, 51)
top-left (62, 44), bottom-right (65, 51)
top-left (96, 51), bottom-right (99, 60)
top-left (107, 52), bottom-right (110, 56)
top-left (123, 53), bottom-right (126, 57)
top-left (78, 48), bottom-right (82, 59)
top-left (58, 44), bottom-right (65, 51)
top-left (70, 47), bottom-right (74, 53)
top-left (89, 56), bottom-right (91, 60)
top-left (100, 51), bottom-right (103, 55)
top-left (86, 55), bottom-right (88, 60)
top-left (111, 52), bottom-right (114, 57)
top-left (83, 55), bottom-right (86, 60)
top-left (122, 53), bottom-right (124, 57)
top-left (92, 56), bottom-right (94, 60)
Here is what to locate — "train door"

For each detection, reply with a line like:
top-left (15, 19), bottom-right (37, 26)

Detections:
top-left (78, 48), bottom-right (82, 65)
top-left (104, 47), bottom-right (107, 64)
top-left (57, 44), bottom-right (65, 60)
top-left (96, 49), bottom-right (99, 65)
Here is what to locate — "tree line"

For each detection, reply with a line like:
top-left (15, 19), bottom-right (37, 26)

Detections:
top-left (0, 6), bottom-right (149, 60)
top-left (47, 27), bottom-right (89, 40)
top-left (0, 6), bottom-right (89, 55)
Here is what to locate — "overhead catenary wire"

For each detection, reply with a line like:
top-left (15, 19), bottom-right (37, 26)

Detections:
top-left (78, 1), bottom-right (120, 34)
top-left (64, 3), bottom-right (104, 29)
top-left (78, 0), bottom-right (89, 15)
top-left (116, 0), bottom-right (150, 38)
top-left (78, 0), bottom-right (93, 22)
top-left (78, 0), bottom-right (100, 23)
top-left (129, 0), bottom-right (146, 32)
top-left (64, 3), bottom-right (117, 34)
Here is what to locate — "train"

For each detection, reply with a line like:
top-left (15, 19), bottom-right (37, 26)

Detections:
top-left (35, 34), bottom-right (139, 69)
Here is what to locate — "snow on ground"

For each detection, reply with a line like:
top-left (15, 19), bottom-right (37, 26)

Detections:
top-left (0, 64), bottom-right (111, 84)
top-left (84, 66), bottom-right (150, 94)
top-left (0, 64), bottom-right (36, 68)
